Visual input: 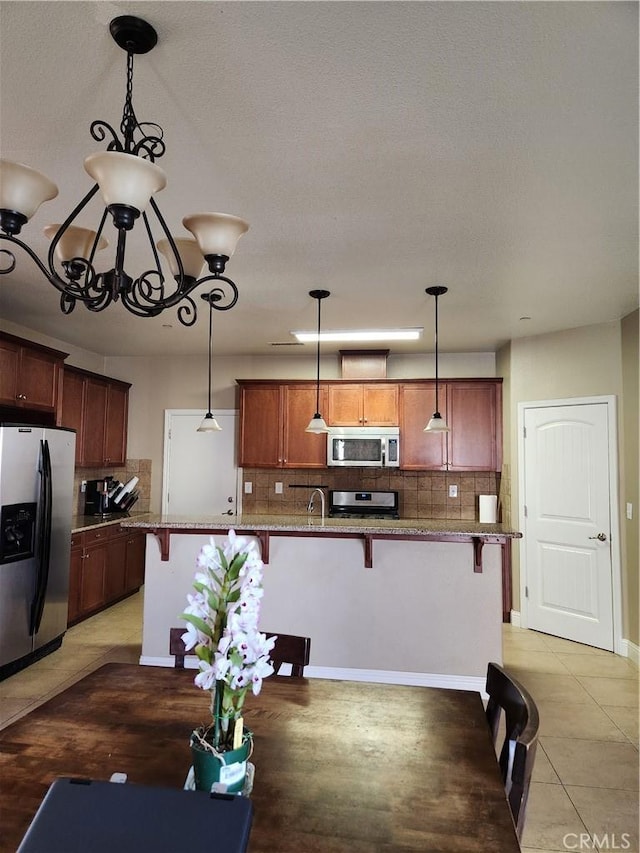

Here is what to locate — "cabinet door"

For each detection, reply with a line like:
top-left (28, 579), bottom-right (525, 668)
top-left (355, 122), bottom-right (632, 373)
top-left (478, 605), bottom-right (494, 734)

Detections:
top-left (80, 544), bottom-right (107, 613)
top-left (362, 384), bottom-right (398, 425)
top-left (18, 348), bottom-right (60, 411)
top-left (125, 532), bottom-right (146, 592)
top-left (0, 338), bottom-right (19, 405)
top-left (61, 371), bottom-right (86, 465)
top-left (447, 382), bottom-right (502, 471)
top-left (327, 385), bottom-right (363, 425)
top-left (82, 378), bottom-right (108, 466)
top-left (282, 385), bottom-right (328, 468)
top-left (104, 383), bottom-right (128, 466)
top-left (399, 383), bottom-right (447, 470)
top-left (68, 543), bottom-right (83, 625)
top-left (238, 385), bottom-right (283, 467)
top-left (105, 534), bottom-right (127, 602)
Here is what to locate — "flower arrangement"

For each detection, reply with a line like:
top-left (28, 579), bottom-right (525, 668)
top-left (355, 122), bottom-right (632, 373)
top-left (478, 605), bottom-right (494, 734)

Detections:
top-left (181, 530), bottom-right (276, 753)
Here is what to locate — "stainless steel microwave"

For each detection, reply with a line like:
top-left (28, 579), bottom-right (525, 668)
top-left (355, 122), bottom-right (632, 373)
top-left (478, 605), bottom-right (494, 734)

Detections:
top-left (327, 427), bottom-right (400, 468)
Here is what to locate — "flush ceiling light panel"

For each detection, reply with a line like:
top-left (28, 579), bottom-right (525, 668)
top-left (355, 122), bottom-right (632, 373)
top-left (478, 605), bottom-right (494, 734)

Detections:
top-left (292, 328), bottom-right (423, 343)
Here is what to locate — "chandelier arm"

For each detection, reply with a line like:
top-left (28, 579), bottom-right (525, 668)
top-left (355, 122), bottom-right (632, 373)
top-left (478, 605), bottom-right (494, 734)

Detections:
top-left (46, 183), bottom-right (101, 281)
top-left (142, 206), bottom-right (171, 281)
top-left (0, 232), bottom-right (103, 306)
top-left (148, 197), bottom-right (185, 284)
top-left (91, 120), bottom-right (125, 153)
top-left (176, 296), bottom-right (198, 327)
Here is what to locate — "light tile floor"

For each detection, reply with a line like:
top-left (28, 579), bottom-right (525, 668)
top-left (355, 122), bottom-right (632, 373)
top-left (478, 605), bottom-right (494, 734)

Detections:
top-left (0, 600), bottom-right (638, 852)
top-left (504, 623), bottom-right (640, 853)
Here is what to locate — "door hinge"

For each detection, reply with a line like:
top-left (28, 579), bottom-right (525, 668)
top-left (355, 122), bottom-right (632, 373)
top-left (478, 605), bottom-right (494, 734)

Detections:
top-left (168, 428), bottom-right (171, 440)
top-left (523, 426), bottom-right (527, 439)
top-left (525, 586), bottom-right (529, 598)
top-left (524, 505), bottom-right (528, 518)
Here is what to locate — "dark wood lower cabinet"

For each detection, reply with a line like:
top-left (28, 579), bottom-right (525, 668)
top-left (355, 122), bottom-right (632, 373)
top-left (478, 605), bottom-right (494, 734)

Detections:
top-left (68, 526), bottom-right (146, 626)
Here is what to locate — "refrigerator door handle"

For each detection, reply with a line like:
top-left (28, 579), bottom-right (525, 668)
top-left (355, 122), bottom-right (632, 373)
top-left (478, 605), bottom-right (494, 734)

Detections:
top-left (30, 439), bottom-right (53, 636)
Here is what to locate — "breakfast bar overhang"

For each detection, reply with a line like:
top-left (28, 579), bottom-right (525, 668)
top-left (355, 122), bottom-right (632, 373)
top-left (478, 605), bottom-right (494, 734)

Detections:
top-left (123, 516), bottom-right (522, 689)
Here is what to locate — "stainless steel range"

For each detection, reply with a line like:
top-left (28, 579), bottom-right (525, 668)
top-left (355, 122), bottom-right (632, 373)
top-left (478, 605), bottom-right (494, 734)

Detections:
top-left (328, 490), bottom-right (399, 520)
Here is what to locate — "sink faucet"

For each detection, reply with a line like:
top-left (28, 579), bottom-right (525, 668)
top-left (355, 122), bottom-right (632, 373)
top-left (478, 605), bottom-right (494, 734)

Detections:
top-left (307, 488), bottom-right (326, 523)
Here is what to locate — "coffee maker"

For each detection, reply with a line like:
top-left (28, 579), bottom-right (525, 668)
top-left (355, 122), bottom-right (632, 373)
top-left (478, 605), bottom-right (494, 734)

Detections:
top-left (84, 478), bottom-right (114, 517)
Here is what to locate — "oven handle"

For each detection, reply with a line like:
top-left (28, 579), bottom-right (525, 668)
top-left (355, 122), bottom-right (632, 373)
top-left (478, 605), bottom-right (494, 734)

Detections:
top-left (381, 437), bottom-right (386, 467)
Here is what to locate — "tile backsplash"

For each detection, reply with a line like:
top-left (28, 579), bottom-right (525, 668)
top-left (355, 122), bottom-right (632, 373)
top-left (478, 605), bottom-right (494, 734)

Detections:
top-left (72, 458), bottom-right (152, 516)
top-left (241, 468), bottom-right (501, 521)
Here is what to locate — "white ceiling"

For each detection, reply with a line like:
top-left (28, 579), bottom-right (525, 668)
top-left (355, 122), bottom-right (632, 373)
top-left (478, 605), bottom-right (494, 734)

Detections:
top-left (0, 1), bottom-right (637, 358)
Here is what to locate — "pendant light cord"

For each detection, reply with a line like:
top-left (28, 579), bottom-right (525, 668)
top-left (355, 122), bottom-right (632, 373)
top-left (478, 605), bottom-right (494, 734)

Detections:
top-left (207, 297), bottom-right (213, 414)
top-left (315, 296), bottom-right (321, 414)
top-left (434, 293), bottom-right (440, 414)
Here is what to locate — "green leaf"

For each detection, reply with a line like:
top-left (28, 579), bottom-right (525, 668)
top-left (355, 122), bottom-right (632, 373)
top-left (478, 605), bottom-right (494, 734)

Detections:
top-left (180, 612), bottom-right (214, 639)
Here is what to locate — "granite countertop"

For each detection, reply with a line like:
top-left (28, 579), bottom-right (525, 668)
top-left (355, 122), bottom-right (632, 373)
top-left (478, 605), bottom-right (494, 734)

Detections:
top-left (119, 513), bottom-right (522, 538)
top-left (71, 512), bottom-right (152, 534)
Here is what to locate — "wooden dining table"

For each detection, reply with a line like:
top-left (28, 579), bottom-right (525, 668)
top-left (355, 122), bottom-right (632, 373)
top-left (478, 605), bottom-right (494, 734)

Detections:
top-left (0, 663), bottom-right (520, 852)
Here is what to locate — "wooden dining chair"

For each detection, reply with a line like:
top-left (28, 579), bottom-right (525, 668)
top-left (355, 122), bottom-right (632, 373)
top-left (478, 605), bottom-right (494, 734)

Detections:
top-left (485, 661), bottom-right (540, 841)
top-left (263, 632), bottom-right (311, 677)
top-left (169, 629), bottom-right (311, 677)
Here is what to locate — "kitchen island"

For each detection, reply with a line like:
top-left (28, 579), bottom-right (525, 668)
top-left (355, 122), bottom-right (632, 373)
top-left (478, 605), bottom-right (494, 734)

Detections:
top-left (123, 515), bottom-right (521, 690)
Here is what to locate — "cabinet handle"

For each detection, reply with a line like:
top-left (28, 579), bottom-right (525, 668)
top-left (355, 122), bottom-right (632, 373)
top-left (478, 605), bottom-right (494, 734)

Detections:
top-left (16, 393), bottom-right (27, 400)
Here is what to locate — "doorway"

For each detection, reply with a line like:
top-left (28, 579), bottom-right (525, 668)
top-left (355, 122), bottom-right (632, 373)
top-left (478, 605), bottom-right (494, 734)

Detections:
top-left (161, 410), bottom-right (241, 517)
top-left (518, 397), bottom-right (622, 653)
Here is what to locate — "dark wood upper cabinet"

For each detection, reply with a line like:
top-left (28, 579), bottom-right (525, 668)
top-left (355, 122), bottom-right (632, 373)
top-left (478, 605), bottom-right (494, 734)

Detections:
top-left (61, 367), bottom-right (131, 467)
top-left (399, 379), bottom-right (502, 472)
top-left (399, 382), bottom-right (448, 470)
top-left (0, 332), bottom-right (67, 417)
top-left (238, 381), bottom-right (328, 468)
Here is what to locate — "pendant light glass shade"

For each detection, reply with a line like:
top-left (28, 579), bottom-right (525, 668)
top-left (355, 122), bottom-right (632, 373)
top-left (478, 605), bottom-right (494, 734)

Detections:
top-left (84, 151), bottom-right (167, 212)
top-left (0, 159), bottom-right (58, 221)
top-left (156, 237), bottom-right (205, 279)
top-left (306, 414), bottom-right (329, 434)
top-left (423, 285), bottom-right (450, 433)
top-left (182, 213), bottom-right (249, 258)
top-left (44, 224), bottom-right (108, 262)
top-left (305, 289), bottom-right (330, 434)
top-left (197, 412), bottom-right (222, 432)
top-left (425, 413), bottom-right (449, 432)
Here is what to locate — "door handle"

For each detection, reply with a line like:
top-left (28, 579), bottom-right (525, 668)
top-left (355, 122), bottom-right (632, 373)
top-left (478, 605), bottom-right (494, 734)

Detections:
top-left (588, 533), bottom-right (607, 542)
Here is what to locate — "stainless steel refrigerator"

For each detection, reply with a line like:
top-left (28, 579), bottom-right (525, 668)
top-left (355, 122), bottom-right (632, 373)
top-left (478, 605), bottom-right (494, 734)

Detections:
top-left (0, 424), bottom-right (75, 679)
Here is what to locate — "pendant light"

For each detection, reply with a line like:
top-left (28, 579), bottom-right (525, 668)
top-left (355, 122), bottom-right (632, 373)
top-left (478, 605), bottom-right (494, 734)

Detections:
top-left (424, 286), bottom-right (450, 433)
top-left (305, 289), bottom-right (331, 434)
top-left (197, 291), bottom-right (222, 432)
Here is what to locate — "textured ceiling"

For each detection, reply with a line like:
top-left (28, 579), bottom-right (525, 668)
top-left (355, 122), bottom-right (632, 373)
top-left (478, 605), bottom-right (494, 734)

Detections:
top-left (0, 1), bottom-right (637, 357)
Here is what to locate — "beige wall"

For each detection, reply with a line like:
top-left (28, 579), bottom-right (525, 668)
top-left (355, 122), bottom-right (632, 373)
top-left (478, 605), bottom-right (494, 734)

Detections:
top-left (503, 319), bottom-right (638, 648)
top-left (621, 310), bottom-right (639, 645)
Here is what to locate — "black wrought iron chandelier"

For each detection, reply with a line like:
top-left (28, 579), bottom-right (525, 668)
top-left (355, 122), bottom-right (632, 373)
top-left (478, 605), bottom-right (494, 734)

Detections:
top-left (0, 16), bottom-right (248, 327)
top-left (424, 285), bottom-right (450, 433)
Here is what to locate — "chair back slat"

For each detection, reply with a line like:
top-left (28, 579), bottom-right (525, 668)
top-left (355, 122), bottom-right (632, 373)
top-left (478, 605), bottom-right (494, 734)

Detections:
top-left (169, 628), bottom-right (311, 677)
top-left (485, 662), bottom-right (539, 841)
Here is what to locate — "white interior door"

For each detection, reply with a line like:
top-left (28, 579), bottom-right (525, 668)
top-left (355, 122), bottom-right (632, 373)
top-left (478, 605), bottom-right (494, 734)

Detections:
top-left (162, 410), bottom-right (240, 517)
top-left (520, 401), bottom-right (616, 651)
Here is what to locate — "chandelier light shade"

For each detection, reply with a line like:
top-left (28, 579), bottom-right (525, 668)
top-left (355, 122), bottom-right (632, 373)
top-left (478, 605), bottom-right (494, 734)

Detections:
top-left (0, 15), bottom-right (248, 326)
top-left (424, 285), bottom-right (450, 433)
top-left (305, 289), bottom-right (331, 434)
top-left (83, 151), bottom-right (167, 218)
top-left (0, 160), bottom-right (58, 224)
top-left (43, 225), bottom-right (108, 264)
top-left (197, 291), bottom-right (223, 433)
top-left (156, 238), bottom-right (205, 280)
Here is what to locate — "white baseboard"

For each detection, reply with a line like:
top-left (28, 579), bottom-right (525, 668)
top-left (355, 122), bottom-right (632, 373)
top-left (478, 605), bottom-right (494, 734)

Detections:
top-left (510, 610), bottom-right (521, 627)
top-left (620, 639), bottom-right (640, 667)
top-left (139, 655), bottom-right (485, 693)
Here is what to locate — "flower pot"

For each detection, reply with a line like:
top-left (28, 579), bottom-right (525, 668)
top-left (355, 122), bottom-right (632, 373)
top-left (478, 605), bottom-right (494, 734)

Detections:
top-left (189, 729), bottom-right (252, 794)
